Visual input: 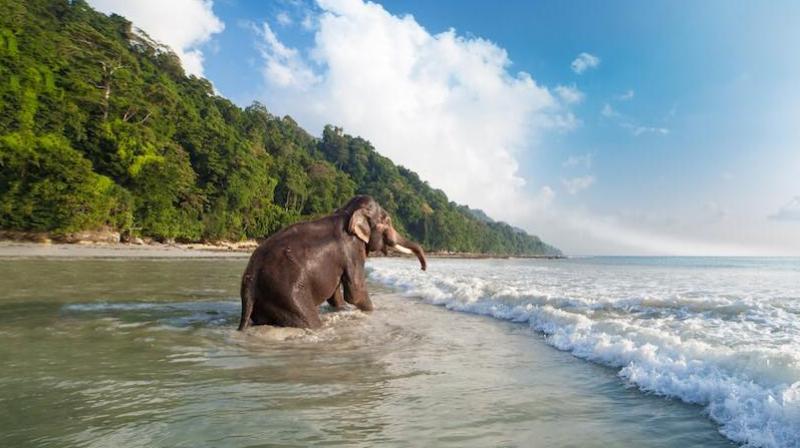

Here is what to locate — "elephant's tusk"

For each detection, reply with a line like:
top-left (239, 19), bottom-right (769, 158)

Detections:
top-left (393, 244), bottom-right (413, 255)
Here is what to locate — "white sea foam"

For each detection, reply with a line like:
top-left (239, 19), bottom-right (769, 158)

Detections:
top-left (233, 308), bottom-right (369, 344)
top-left (367, 257), bottom-right (800, 448)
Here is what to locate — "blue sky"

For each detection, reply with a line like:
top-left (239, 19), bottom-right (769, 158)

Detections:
top-left (90, 0), bottom-right (800, 255)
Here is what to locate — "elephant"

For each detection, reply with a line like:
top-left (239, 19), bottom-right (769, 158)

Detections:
top-left (237, 195), bottom-right (427, 330)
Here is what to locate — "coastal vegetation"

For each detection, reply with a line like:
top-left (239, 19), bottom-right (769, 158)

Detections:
top-left (0, 0), bottom-right (560, 256)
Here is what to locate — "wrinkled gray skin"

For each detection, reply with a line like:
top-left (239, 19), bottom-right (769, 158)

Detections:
top-left (238, 195), bottom-right (427, 330)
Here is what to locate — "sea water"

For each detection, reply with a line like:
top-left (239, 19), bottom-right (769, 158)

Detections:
top-left (0, 256), bottom-right (783, 447)
top-left (368, 256), bottom-right (800, 447)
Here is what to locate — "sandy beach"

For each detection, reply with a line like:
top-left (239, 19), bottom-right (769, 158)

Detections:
top-left (0, 241), bottom-right (253, 258)
top-left (0, 241), bottom-right (557, 260)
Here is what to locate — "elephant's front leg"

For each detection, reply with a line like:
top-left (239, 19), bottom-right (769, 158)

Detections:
top-left (326, 283), bottom-right (347, 311)
top-left (343, 266), bottom-right (374, 312)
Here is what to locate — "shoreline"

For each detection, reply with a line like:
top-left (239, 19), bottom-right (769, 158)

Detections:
top-left (0, 240), bottom-right (565, 259)
top-left (0, 240), bottom-right (250, 258)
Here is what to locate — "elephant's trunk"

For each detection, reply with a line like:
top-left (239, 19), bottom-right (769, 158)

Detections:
top-left (392, 234), bottom-right (427, 271)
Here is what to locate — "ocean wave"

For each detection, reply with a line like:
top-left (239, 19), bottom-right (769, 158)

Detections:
top-left (62, 300), bottom-right (239, 329)
top-left (367, 259), bottom-right (800, 448)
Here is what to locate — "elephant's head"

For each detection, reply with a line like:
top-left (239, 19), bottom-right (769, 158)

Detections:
top-left (341, 196), bottom-right (427, 270)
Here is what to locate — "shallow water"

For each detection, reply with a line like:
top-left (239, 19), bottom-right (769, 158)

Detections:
top-left (370, 256), bottom-right (800, 448)
top-left (1, 257), bottom-right (734, 447)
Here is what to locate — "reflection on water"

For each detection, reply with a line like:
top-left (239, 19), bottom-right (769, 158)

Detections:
top-left (0, 259), bottom-right (732, 447)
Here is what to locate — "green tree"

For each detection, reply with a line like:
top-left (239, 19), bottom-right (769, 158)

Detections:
top-left (0, 0), bottom-right (560, 256)
top-left (0, 132), bottom-right (127, 233)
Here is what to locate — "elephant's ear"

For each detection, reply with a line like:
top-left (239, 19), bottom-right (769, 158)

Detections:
top-left (348, 208), bottom-right (371, 243)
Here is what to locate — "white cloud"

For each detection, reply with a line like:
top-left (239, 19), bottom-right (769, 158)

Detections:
top-left (769, 196), bottom-right (800, 221)
top-left (562, 175), bottom-right (595, 194)
top-left (255, 22), bottom-right (319, 89)
top-left (570, 52), bottom-right (600, 74)
top-left (255, 0), bottom-right (575, 222)
top-left (554, 84), bottom-right (585, 104)
top-left (301, 14), bottom-right (316, 30)
top-left (563, 153), bottom-right (592, 169)
top-left (629, 125), bottom-right (669, 136)
top-left (545, 112), bottom-right (581, 132)
top-left (617, 89), bottom-right (635, 101)
top-left (276, 11), bottom-right (293, 26)
top-left (602, 103), bottom-right (669, 136)
top-left (601, 103), bottom-right (618, 118)
top-left (88, 0), bottom-right (224, 77)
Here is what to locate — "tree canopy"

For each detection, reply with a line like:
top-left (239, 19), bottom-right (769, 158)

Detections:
top-left (0, 0), bottom-right (561, 256)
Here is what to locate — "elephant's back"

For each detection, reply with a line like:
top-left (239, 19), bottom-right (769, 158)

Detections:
top-left (248, 221), bottom-right (344, 294)
top-left (255, 216), bottom-right (344, 257)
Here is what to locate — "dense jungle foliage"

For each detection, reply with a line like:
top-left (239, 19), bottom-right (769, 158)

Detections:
top-left (0, 0), bottom-right (561, 256)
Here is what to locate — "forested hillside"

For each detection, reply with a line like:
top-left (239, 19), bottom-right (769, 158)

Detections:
top-left (0, 0), bottom-right (561, 256)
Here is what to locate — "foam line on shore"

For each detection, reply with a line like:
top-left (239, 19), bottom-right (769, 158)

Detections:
top-left (367, 263), bottom-right (800, 448)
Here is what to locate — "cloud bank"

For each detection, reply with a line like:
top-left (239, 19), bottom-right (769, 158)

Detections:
top-left (88, 0), bottom-right (224, 77)
top-left (257, 0), bottom-right (575, 222)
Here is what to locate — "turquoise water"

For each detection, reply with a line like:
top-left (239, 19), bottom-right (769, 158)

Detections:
top-left (0, 257), bottom-right (744, 447)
